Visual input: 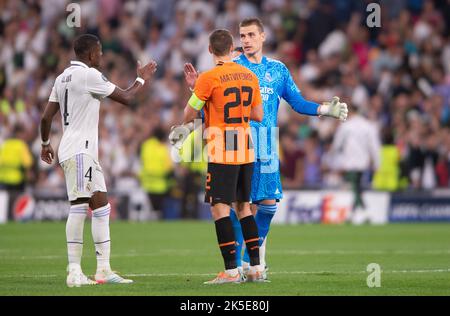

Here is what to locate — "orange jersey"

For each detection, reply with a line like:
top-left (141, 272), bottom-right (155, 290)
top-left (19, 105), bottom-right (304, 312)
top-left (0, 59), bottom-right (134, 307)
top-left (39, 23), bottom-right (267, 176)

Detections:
top-left (193, 62), bottom-right (262, 165)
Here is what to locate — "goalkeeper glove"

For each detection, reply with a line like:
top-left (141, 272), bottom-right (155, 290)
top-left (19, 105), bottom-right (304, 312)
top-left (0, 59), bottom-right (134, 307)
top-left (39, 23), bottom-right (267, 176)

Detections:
top-left (168, 122), bottom-right (195, 150)
top-left (318, 96), bottom-right (348, 121)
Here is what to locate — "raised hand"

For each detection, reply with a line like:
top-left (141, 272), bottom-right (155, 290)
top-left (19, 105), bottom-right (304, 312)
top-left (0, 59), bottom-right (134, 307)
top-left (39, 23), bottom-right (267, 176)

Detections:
top-left (137, 60), bottom-right (157, 81)
top-left (184, 63), bottom-right (199, 90)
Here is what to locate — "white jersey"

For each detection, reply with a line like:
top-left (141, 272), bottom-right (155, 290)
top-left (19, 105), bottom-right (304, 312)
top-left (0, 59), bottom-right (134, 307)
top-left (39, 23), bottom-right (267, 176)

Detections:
top-left (331, 115), bottom-right (381, 172)
top-left (48, 61), bottom-right (116, 163)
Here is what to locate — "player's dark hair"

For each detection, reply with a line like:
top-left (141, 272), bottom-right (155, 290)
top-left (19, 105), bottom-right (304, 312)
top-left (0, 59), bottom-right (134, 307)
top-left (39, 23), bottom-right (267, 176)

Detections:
top-left (209, 29), bottom-right (233, 57)
top-left (239, 17), bottom-right (264, 33)
top-left (153, 126), bottom-right (166, 142)
top-left (12, 124), bottom-right (25, 136)
top-left (381, 127), bottom-right (394, 145)
top-left (73, 34), bottom-right (100, 58)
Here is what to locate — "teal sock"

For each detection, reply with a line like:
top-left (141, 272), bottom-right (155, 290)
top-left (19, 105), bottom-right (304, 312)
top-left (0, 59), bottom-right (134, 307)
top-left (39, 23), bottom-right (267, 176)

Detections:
top-left (230, 208), bottom-right (243, 267)
top-left (243, 203), bottom-right (277, 263)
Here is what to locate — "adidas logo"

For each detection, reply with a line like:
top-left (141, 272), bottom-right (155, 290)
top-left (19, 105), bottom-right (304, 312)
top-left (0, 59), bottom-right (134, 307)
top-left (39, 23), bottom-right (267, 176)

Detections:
top-left (275, 188), bottom-right (280, 194)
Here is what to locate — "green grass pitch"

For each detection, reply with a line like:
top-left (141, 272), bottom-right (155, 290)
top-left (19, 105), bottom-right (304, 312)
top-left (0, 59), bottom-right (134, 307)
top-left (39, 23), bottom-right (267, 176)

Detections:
top-left (0, 221), bottom-right (449, 295)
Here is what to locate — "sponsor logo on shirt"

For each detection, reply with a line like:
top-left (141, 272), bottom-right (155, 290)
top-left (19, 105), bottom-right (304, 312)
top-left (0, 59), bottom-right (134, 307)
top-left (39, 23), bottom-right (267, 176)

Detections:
top-left (260, 86), bottom-right (274, 101)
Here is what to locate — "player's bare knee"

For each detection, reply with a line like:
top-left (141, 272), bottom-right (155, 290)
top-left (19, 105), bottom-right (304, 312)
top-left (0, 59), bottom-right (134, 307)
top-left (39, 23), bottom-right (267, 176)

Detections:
top-left (89, 191), bottom-right (108, 210)
top-left (260, 199), bottom-right (276, 205)
top-left (236, 202), bottom-right (252, 219)
top-left (250, 203), bottom-right (258, 215)
top-left (211, 203), bottom-right (231, 220)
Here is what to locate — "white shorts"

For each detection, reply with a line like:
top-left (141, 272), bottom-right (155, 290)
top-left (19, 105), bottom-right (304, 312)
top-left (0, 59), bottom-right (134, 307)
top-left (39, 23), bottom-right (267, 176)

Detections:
top-left (60, 154), bottom-right (107, 201)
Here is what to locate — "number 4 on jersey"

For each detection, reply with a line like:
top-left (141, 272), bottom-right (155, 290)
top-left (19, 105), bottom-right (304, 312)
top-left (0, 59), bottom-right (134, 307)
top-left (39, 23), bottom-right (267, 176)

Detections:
top-left (84, 167), bottom-right (92, 182)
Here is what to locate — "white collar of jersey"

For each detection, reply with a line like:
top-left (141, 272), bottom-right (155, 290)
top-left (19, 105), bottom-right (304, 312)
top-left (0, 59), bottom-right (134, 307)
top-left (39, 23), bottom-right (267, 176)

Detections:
top-left (70, 60), bottom-right (89, 68)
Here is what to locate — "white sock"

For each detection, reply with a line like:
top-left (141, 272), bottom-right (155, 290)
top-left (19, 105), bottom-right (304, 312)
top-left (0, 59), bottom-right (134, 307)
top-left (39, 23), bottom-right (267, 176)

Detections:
top-left (260, 237), bottom-right (267, 267)
top-left (249, 264), bottom-right (264, 273)
top-left (91, 203), bottom-right (111, 273)
top-left (225, 268), bottom-right (238, 276)
top-left (66, 203), bottom-right (88, 269)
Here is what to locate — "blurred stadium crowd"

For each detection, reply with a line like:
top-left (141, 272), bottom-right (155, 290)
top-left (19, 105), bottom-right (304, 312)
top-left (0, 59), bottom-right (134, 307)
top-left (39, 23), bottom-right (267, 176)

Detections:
top-left (0, 0), bottom-right (449, 214)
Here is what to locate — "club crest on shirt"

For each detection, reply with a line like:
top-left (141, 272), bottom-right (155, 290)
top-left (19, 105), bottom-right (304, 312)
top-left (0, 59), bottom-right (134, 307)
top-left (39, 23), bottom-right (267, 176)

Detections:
top-left (264, 72), bottom-right (273, 82)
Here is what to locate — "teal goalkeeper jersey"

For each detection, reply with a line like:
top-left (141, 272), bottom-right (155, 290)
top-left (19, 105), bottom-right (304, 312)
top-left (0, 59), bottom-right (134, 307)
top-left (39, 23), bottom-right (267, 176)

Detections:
top-left (234, 54), bottom-right (320, 160)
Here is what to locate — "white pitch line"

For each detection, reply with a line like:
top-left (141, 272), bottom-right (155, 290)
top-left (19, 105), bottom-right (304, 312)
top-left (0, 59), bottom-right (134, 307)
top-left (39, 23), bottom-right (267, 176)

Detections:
top-left (269, 250), bottom-right (450, 255)
top-left (0, 268), bottom-right (449, 279)
top-left (2, 249), bottom-right (450, 260)
top-left (125, 268), bottom-right (450, 277)
top-left (0, 274), bottom-right (60, 278)
top-left (388, 268), bottom-right (450, 273)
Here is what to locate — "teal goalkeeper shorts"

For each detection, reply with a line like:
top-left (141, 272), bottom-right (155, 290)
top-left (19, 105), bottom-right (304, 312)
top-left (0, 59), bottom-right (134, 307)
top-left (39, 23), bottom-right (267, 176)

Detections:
top-left (250, 159), bottom-right (283, 203)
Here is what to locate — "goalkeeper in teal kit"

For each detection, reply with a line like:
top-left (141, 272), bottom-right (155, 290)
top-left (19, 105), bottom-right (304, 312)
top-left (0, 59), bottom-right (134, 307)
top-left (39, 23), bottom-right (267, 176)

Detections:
top-left (172, 18), bottom-right (348, 280)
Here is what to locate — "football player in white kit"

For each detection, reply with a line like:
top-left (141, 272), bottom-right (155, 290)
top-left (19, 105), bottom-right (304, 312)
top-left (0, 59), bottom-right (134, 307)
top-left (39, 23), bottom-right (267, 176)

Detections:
top-left (39, 34), bottom-right (157, 287)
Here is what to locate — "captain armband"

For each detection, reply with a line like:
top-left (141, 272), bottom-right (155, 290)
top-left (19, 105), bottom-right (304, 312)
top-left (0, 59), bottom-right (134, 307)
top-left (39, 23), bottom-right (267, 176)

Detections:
top-left (188, 93), bottom-right (206, 111)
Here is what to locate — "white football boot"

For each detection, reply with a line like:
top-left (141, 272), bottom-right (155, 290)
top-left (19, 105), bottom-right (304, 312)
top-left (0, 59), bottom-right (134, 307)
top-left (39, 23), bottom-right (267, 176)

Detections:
top-left (245, 265), bottom-right (269, 282)
top-left (95, 269), bottom-right (133, 284)
top-left (242, 262), bottom-right (270, 282)
top-left (66, 265), bottom-right (97, 287)
top-left (203, 271), bottom-right (243, 285)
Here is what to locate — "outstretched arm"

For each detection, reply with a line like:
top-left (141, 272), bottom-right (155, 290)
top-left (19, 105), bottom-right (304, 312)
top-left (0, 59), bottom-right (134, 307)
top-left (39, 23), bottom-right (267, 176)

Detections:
top-left (183, 105), bottom-right (200, 125)
top-left (283, 69), bottom-right (348, 121)
top-left (169, 69), bottom-right (207, 149)
top-left (108, 60), bottom-right (157, 106)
